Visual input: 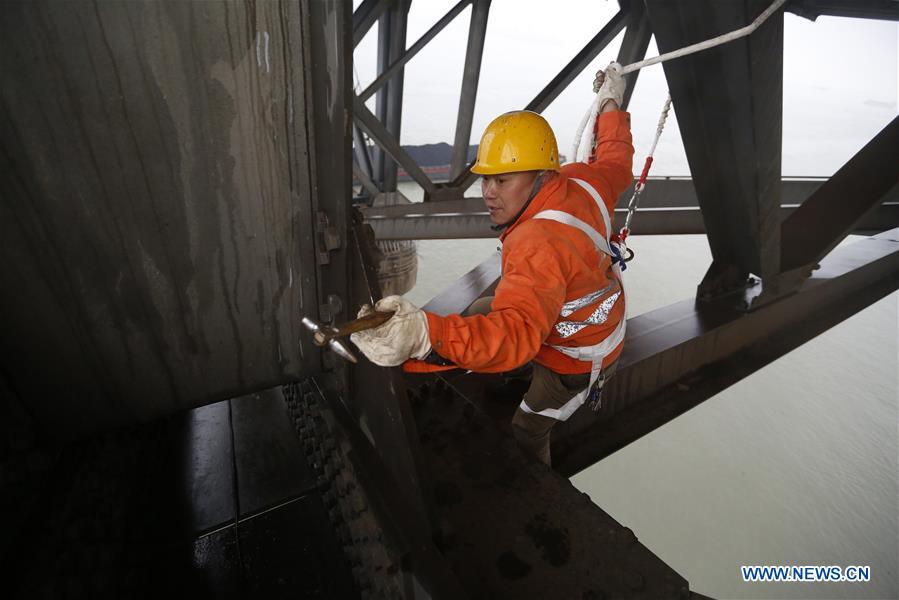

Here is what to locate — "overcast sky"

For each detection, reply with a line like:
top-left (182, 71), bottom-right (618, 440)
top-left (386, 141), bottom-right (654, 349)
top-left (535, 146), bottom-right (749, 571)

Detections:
top-left (353, 1), bottom-right (897, 177)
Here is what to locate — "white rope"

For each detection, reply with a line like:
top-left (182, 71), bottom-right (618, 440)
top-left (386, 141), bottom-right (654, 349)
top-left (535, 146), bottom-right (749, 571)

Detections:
top-left (570, 94), bottom-right (602, 163)
top-left (647, 94), bottom-right (672, 158)
top-left (623, 93), bottom-right (671, 232)
top-left (619, 0), bottom-right (788, 75)
top-left (567, 0), bottom-right (786, 165)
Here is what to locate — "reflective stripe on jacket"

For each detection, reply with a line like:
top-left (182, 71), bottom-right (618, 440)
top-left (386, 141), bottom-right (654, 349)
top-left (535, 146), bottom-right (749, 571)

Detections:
top-left (424, 111), bottom-right (634, 374)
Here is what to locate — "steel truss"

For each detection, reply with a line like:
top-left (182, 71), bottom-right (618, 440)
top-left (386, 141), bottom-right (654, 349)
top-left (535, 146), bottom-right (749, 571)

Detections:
top-left (349, 0), bottom-right (899, 539)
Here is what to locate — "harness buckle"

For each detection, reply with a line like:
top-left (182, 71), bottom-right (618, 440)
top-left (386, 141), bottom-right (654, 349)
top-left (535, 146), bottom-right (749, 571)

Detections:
top-left (588, 372), bottom-right (606, 412)
top-left (610, 241), bottom-right (629, 271)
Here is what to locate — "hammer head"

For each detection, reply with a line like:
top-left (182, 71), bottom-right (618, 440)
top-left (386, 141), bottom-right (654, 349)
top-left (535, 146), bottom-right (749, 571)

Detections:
top-left (328, 339), bottom-right (358, 363)
top-left (300, 315), bottom-right (358, 363)
top-left (300, 315), bottom-right (322, 335)
top-left (301, 316), bottom-right (331, 342)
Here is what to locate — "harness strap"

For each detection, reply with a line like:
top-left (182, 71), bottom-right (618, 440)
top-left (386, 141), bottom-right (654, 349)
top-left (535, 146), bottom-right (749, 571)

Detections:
top-left (560, 281), bottom-right (617, 317)
top-left (519, 315), bottom-right (626, 421)
top-left (518, 177), bottom-right (627, 422)
top-left (570, 178), bottom-right (612, 237)
top-left (554, 290), bottom-right (621, 339)
top-left (532, 210), bottom-right (611, 257)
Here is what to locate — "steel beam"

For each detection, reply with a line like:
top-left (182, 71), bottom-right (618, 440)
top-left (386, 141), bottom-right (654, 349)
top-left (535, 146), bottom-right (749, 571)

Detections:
top-left (361, 196), bottom-right (490, 239)
top-left (360, 179), bottom-right (898, 240)
top-left (552, 229), bottom-right (899, 476)
top-left (354, 97), bottom-right (437, 195)
top-left (405, 366), bottom-right (691, 598)
top-left (310, 376), bottom-right (469, 599)
top-left (416, 231), bottom-right (898, 477)
top-left (365, 202), bottom-right (897, 240)
top-left (353, 0), bottom-right (394, 48)
top-left (353, 162), bottom-right (381, 198)
top-left (787, 0), bottom-right (899, 21)
top-left (422, 251), bottom-right (501, 316)
top-left (308, 0), bottom-right (353, 360)
top-left (780, 116), bottom-right (899, 273)
top-left (446, 6), bottom-right (629, 193)
top-left (353, 122), bottom-right (375, 189)
top-left (449, 0), bottom-right (491, 181)
top-left (373, 6), bottom-right (393, 187)
top-left (524, 6), bottom-right (629, 114)
top-left (615, 1), bottom-right (652, 110)
top-left (346, 216), bottom-right (438, 539)
top-left (645, 0), bottom-right (785, 295)
top-left (382, 3), bottom-right (410, 192)
top-left (358, 0), bottom-right (472, 103)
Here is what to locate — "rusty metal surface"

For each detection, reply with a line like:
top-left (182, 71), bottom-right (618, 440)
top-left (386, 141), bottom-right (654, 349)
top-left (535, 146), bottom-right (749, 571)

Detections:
top-left (346, 216), bottom-right (438, 534)
top-left (302, 376), bottom-right (471, 598)
top-left (0, 0), bottom-right (320, 440)
top-left (405, 374), bottom-right (689, 599)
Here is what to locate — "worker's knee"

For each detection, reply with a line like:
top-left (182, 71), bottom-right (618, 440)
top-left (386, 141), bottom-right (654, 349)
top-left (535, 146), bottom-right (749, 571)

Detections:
top-left (525, 363), bottom-right (589, 414)
top-left (511, 408), bottom-right (555, 465)
top-left (511, 406), bottom-right (555, 436)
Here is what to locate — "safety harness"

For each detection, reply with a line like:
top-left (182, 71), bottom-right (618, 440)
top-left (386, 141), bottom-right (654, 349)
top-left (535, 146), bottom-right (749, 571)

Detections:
top-left (518, 178), bottom-right (627, 420)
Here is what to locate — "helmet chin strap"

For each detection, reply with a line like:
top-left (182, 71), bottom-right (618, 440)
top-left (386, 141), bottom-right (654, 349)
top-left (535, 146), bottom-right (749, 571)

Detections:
top-left (491, 171), bottom-right (547, 232)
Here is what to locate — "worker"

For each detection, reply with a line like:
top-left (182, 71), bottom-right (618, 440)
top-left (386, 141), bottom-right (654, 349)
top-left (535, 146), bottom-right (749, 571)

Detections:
top-left (352, 63), bottom-right (633, 466)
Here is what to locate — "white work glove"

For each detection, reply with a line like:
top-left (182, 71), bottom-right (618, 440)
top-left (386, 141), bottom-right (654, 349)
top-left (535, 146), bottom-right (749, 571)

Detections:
top-left (592, 61), bottom-right (626, 110)
top-left (350, 295), bottom-right (432, 367)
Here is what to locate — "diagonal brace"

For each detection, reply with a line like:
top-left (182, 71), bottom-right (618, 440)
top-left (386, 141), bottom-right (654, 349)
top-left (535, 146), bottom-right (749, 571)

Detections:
top-left (354, 96), bottom-right (437, 195)
top-left (781, 115), bottom-right (899, 272)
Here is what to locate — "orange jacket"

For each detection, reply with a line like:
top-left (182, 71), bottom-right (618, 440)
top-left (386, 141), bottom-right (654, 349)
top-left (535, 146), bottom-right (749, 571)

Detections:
top-left (424, 111), bottom-right (634, 374)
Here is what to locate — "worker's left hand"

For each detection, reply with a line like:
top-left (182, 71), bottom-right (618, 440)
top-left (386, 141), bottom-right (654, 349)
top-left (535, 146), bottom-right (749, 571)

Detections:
top-left (593, 61), bottom-right (626, 109)
top-left (350, 296), bottom-right (432, 367)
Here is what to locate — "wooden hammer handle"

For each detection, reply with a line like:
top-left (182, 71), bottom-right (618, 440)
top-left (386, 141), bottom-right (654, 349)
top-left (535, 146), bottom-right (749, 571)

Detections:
top-left (334, 310), bottom-right (395, 337)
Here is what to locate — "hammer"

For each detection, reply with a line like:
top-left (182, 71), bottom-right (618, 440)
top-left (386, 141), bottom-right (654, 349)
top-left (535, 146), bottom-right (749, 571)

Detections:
top-left (300, 310), bottom-right (395, 363)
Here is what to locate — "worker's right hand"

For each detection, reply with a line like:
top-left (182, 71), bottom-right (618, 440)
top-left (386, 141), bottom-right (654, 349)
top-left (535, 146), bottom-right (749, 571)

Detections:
top-left (350, 296), bottom-right (432, 367)
top-left (593, 61), bottom-right (626, 110)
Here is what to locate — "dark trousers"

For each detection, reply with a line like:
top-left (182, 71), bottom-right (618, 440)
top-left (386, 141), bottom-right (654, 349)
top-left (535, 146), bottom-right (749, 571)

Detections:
top-left (464, 296), bottom-right (616, 466)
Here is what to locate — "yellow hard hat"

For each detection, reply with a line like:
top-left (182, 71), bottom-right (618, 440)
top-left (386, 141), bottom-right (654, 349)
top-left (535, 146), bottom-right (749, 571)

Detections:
top-left (471, 110), bottom-right (559, 175)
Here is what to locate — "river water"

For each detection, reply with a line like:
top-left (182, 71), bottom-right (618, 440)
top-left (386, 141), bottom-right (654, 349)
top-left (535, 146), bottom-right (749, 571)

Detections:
top-left (394, 182), bottom-right (898, 599)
